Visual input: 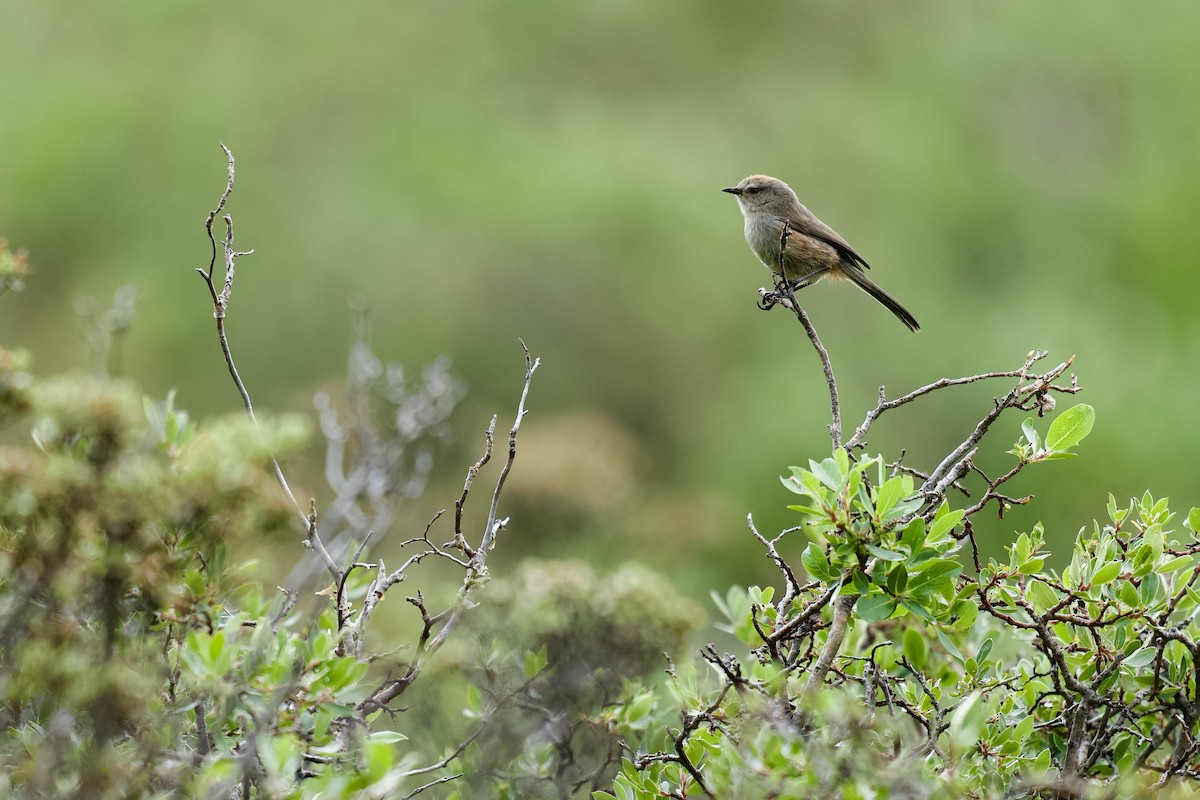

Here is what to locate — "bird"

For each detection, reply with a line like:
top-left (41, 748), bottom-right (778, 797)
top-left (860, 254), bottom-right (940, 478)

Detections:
top-left (723, 174), bottom-right (920, 332)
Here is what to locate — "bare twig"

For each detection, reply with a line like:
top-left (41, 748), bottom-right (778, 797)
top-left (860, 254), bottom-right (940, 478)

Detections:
top-left (918, 351), bottom-right (1078, 505)
top-left (481, 339), bottom-right (536, 553)
top-left (399, 773), bottom-right (464, 800)
top-left (454, 417), bottom-right (495, 557)
top-left (360, 342), bottom-right (539, 713)
top-left (748, 514), bottom-right (803, 609)
top-left (193, 144), bottom-right (319, 553)
top-left (756, 221), bottom-right (842, 448)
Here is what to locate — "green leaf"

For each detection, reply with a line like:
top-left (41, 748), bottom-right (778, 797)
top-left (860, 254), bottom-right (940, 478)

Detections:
top-left (1021, 418), bottom-right (1040, 451)
top-left (1091, 560), bottom-right (1121, 586)
top-left (856, 592), bottom-right (896, 622)
top-left (929, 508), bottom-right (965, 542)
top-left (948, 599), bottom-right (977, 631)
top-left (902, 627), bottom-right (927, 670)
top-left (802, 543), bottom-right (838, 583)
top-left (833, 447), bottom-right (851, 479)
top-left (780, 472), bottom-right (806, 495)
top-left (852, 569), bottom-right (874, 596)
top-left (786, 504), bottom-right (825, 517)
top-left (811, 458), bottom-right (843, 491)
top-left (936, 628), bottom-right (966, 664)
top-left (907, 559), bottom-right (962, 596)
top-left (948, 691), bottom-right (984, 747)
top-left (1123, 646), bottom-right (1157, 669)
top-left (900, 597), bottom-right (935, 622)
top-left (900, 518), bottom-right (926, 551)
top-left (865, 544), bottom-right (905, 562)
top-left (1018, 557), bottom-right (1045, 575)
top-left (1160, 555), bottom-right (1194, 573)
top-left (1045, 404), bottom-right (1095, 452)
top-left (368, 730), bottom-right (408, 744)
top-left (873, 476), bottom-right (903, 516)
top-left (1013, 532), bottom-right (1032, 564)
top-left (524, 645), bottom-right (548, 678)
top-left (1188, 507), bottom-right (1200, 534)
top-left (1015, 714), bottom-right (1035, 743)
top-left (1027, 580), bottom-right (1059, 614)
top-left (1140, 571), bottom-right (1161, 605)
top-left (465, 684), bottom-right (482, 715)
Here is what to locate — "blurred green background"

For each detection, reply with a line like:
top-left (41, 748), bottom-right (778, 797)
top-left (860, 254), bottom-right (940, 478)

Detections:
top-left (2, 2), bottom-right (1198, 596)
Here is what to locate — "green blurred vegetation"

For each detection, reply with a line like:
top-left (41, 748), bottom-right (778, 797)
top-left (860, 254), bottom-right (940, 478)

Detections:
top-left (3, 2), bottom-right (1200, 595)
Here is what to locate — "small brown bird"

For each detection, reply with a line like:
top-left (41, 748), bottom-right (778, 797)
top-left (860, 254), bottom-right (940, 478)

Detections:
top-left (723, 175), bottom-right (919, 332)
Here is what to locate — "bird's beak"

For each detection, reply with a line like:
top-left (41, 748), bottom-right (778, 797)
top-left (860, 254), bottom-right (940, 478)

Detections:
top-left (722, 186), bottom-right (741, 195)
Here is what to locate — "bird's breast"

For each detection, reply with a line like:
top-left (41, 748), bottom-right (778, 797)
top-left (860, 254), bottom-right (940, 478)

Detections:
top-left (744, 213), bottom-right (785, 270)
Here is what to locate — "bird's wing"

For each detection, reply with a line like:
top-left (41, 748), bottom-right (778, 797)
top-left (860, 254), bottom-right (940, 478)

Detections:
top-left (791, 216), bottom-right (871, 270)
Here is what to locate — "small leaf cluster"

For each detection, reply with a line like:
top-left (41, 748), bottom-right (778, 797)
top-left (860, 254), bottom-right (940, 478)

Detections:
top-left (786, 449), bottom-right (970, 628)
top-left (0, 238), bottom-right (28, 295)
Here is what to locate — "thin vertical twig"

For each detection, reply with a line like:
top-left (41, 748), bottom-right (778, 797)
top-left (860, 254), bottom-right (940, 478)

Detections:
top-left (759, 221), bottom-right (842, 449)
top-left (194, 144), bottom-right (334, 578)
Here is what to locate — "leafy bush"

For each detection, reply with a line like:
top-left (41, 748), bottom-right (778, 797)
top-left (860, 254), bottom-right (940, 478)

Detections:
top-left (6, 159), bottom-right (1200, 799)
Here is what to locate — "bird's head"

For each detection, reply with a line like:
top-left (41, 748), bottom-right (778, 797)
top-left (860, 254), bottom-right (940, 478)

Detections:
top-left (722, 174), bottom-right (799, 215)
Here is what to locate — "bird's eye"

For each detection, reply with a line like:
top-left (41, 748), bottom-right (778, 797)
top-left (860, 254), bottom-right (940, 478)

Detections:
top-left (744, 187), bottom-right (761, 195)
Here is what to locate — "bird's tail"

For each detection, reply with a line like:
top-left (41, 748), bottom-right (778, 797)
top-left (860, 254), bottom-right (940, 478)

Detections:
top-left (843, 268), bottom-right (920, 332)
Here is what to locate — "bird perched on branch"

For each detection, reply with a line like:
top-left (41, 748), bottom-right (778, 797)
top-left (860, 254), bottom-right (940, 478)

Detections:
top-left (723, 174), bottom-right (919, 332)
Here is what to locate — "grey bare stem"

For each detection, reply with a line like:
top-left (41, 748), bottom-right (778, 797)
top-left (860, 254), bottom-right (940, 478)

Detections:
top-left (428, 344), bottom-right (539, 654)
top-left (805, 593), bottom-right (856, 694)
top-left (918, 351), bottom-right (1076, 500)
top-left (772, 221), bottom-right (842, 449)
top-left (195, 144), bottom-right (335, 578)
top-left (482, 339), bottom-right (538, 553)
top-left (359, 342), bottom-right (539, 713)
top-left (792, 300), bottom-right (841, 450)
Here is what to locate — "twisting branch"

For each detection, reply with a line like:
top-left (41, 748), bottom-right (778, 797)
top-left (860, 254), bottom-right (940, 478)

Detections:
top-left (917, 350), bottom-right (1078, 503)
top-left (187, 146), bottom-right (546, 798)
top-left (804, 593), bottom-right (856, 694)
top-left (757, 221), bottom-right (842, 449)
top-left (192, 145), bottom-right (275, 492)
top-left (193, 144), bottom-right (335, 579)
top-left (747, 514), bottom-right (803, 608)
top-left (454, 416), bottom-right (495, 558)
top-left (287, 315), bottom-right (463, 589)
top-left (846, 350), bottom-right (1079, 455)
top-left (482, 340), bottom-right (536, 552)
top-left (423, 343), bottom-right (538, 656)
top-left (360, 343), bottom-right (540, 713)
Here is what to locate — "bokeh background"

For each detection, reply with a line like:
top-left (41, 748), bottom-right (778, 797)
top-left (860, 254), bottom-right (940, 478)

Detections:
top-left (3, 2), bottom-right (1199, 598)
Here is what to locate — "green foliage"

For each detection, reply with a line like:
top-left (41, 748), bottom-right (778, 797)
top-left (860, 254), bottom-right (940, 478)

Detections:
top-left (0, 373), bottom-right (306, 796)
top-left (432, 560), bottom-right (704, 799)
top-left (0, 330), bottom-right (695, 798)
top-left (13, 3), bottom-right (1200, 596)
top-left (0, 239), bottom-right (27, 296)
top-left (0, 364), bottom-right (504, 797)
top-left (5, 251), bottom-right (1200, 798)
top-left (607, 401), bottom-right (1200, 798)
top-left (782, 451), bottom-right (968, 628)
